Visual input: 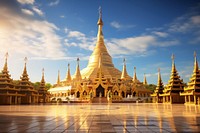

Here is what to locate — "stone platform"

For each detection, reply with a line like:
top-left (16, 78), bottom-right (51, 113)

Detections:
top-left (0, 103), bottom-right (200, 133)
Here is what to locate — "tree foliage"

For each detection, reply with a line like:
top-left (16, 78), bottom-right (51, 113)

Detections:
top-left (145, 84), bottom-right (156, 92)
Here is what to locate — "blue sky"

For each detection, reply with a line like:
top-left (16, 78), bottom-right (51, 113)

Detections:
top-left (0, 0), bottom-right (200, 85)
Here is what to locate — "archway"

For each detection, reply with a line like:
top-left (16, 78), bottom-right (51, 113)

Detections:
top-left (96, 85), bottom-right (105, 97)
top-left (121, 91), bottom-right (125, 98)
top-left (114, 91), bottom-right (118, 96)
top-left (76, 91), bottom-right (80, 98)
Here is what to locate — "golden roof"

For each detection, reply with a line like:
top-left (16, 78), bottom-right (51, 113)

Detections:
top-left (80, 8), bottom-right (129, 80)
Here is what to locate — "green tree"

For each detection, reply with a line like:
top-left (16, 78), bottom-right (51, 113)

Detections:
top-left (45, 83), bottom-right (52, 90)
top-left (33, 82), bottom-right (40, 90)
top-left (145, 84), bottom-right (156, 92)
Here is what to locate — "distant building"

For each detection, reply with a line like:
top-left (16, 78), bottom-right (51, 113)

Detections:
top-left (159, 54), bottom-right (184, 104)
top-left (0, 55), bottom-right (50, 105)
top-left (180, 52), bottom-right (200, 105)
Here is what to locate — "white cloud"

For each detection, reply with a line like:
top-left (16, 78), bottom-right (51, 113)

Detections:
top-left (110, 21), bottom-right (135, 29)
top-left (32, 6), bottom-right (44, 16)
top-left (21, 8), bottom-right (34, 16)
top-left (191, 15), bottom-right (200, 25)
top-left (17, 0), bottom-right (34, 5)
top-left (110, 21), bottom-right (121, 29)
top-left (68, 31), bottom-right (85, 38)
top-left (0, 5), bottom-right (65, 60)
top-left (60, 15), bottom-right (65, 18)
top-left (107, 36), bottom-right (156, 55)
top-left (49, 0), bottom-right (60, 6)
top-left (152, 31), bottom-right (168, 37)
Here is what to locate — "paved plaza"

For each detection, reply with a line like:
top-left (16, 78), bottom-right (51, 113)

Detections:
top-left (0, 103), bottom-right (200, 133)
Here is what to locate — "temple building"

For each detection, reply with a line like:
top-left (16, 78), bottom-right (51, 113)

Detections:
top-left (159, 54), bottom-right (184, 104)
top-left (0, 53), bottom-right (24, 104)
top-left (180, 52), bottom-right (200, 105)
top-left (38, 68), bottom-right (51, 103)
top-left (0, 55), bottom-right (50, 105)
top-left (151, 68), bottom-right (164, 103)
top-left (49, 8), bottom-right (151, 102)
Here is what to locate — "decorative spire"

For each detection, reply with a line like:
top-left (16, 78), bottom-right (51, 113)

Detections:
top-left (23, 57), bottom-right (28, 75)
top-left (193, 51), bottom-right (199, 73)
top-left (57, 70), bottom-right (60, 85)
top-left (66, 63), bottom-right (72, 82)
top-left (157, 68), bottom-right (162, 86)
top-left (3, 52), bottom-right (9, 72)
top-left (133, 67), bottom-right (138, 81)
top-left (20, 57), bottom-right (29, 82)
top-left (154, 68), bottom-right (164, 94)
top-left (121, 58), bottom-right (128, 80)
top-left (74, 58), bottom-right (82, 80)
top-left (41, 68), bottom-right (45, 83)
top-left (97, 6), bottom-right (103, 26)
top-left (171, 54), bottom-right (176, 72)
top-left (143, 73), bottom-right (147, 85)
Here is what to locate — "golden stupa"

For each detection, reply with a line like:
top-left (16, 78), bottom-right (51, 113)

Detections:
top-left (80, 8), bottom-right (129, 80)
top-left (49, 7), bottom-right (151, 103)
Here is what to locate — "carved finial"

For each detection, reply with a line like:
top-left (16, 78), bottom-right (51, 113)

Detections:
top-left (99, 6), bottom-right (102, 19)
top-left (5, 52), bottom-right (9, 60)
top-left (42, 68), bottom-right (44, 74)
top-left (77, 57), bottom-right (79, 62)
top-left (194, 51), bottom-right (197, 58)
top-left (68, 63), bottom-right (70, 67)
top-left (158, 68), bottom-right (160, 73)
top-left (123, 58), bottom-right (126, 64)
top-left (24, 57), bottom-right (28, 64)
top-left (171, 54), bottom-right (175, 64)
top-left (134, 67), bottom-right (136, 72)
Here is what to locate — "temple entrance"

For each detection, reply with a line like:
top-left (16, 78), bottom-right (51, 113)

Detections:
top-left (96, 85), bottom-right (105, 97)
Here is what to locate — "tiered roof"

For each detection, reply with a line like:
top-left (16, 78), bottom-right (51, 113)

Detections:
top-left (0, 52), bottom-right (15, 89)
top-left (17, 57), bottom-right (35, 91)
top-left (181, 52), bottom-right (200, 93)
top-left (38, 68), bottom-right (47, 93)
top-left (152, 68), bottom-right (164, 95)
top-left (162, 54), bottom-right (184, 95)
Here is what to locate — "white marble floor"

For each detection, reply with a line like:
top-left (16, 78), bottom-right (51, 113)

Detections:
top-left (0, 103), bottom-right (200, 133)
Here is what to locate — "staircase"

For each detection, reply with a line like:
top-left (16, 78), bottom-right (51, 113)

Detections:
top-left (92, 97), bottom-right (108, 103)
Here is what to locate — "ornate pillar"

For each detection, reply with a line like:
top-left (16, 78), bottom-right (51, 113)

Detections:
top-left (194, 95), bottom-right (196, 104)
top-left (185, 96), bottom-right (187, 103)
top-left (189, 95), bottom-right (191, 104)
top-left (15, 96), bottom-right (17, 104)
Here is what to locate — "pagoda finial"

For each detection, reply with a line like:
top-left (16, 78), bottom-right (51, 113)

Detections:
top-left (133, 67), bottom-right (138, 81)
top-left (143, 73), bottom-right (147, 85)
top-left (171, 54), bottom-right (176, 72)
top-left (3, 52), bottom-right (9, 71)
top-left (193, 51), bottom-right (199, 72)
top-left (97, 6), bottom-right (103, 26)
top-left (66, 63), bottom-right (72, 82)
top-left (121, 58), bottom-right (128, 80)
top-left (23, 57), bottom-right (28, 75)
top-left (157, 68), bottom-right (161, 85)
top-left (41, 68), bottom-right (45, 82)
top-left (99, 6), bottom-right (102, 19)
top-left (74, 58), bottom-right (82, 80)
top-left (171, 54), bottom-right (175, 65)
